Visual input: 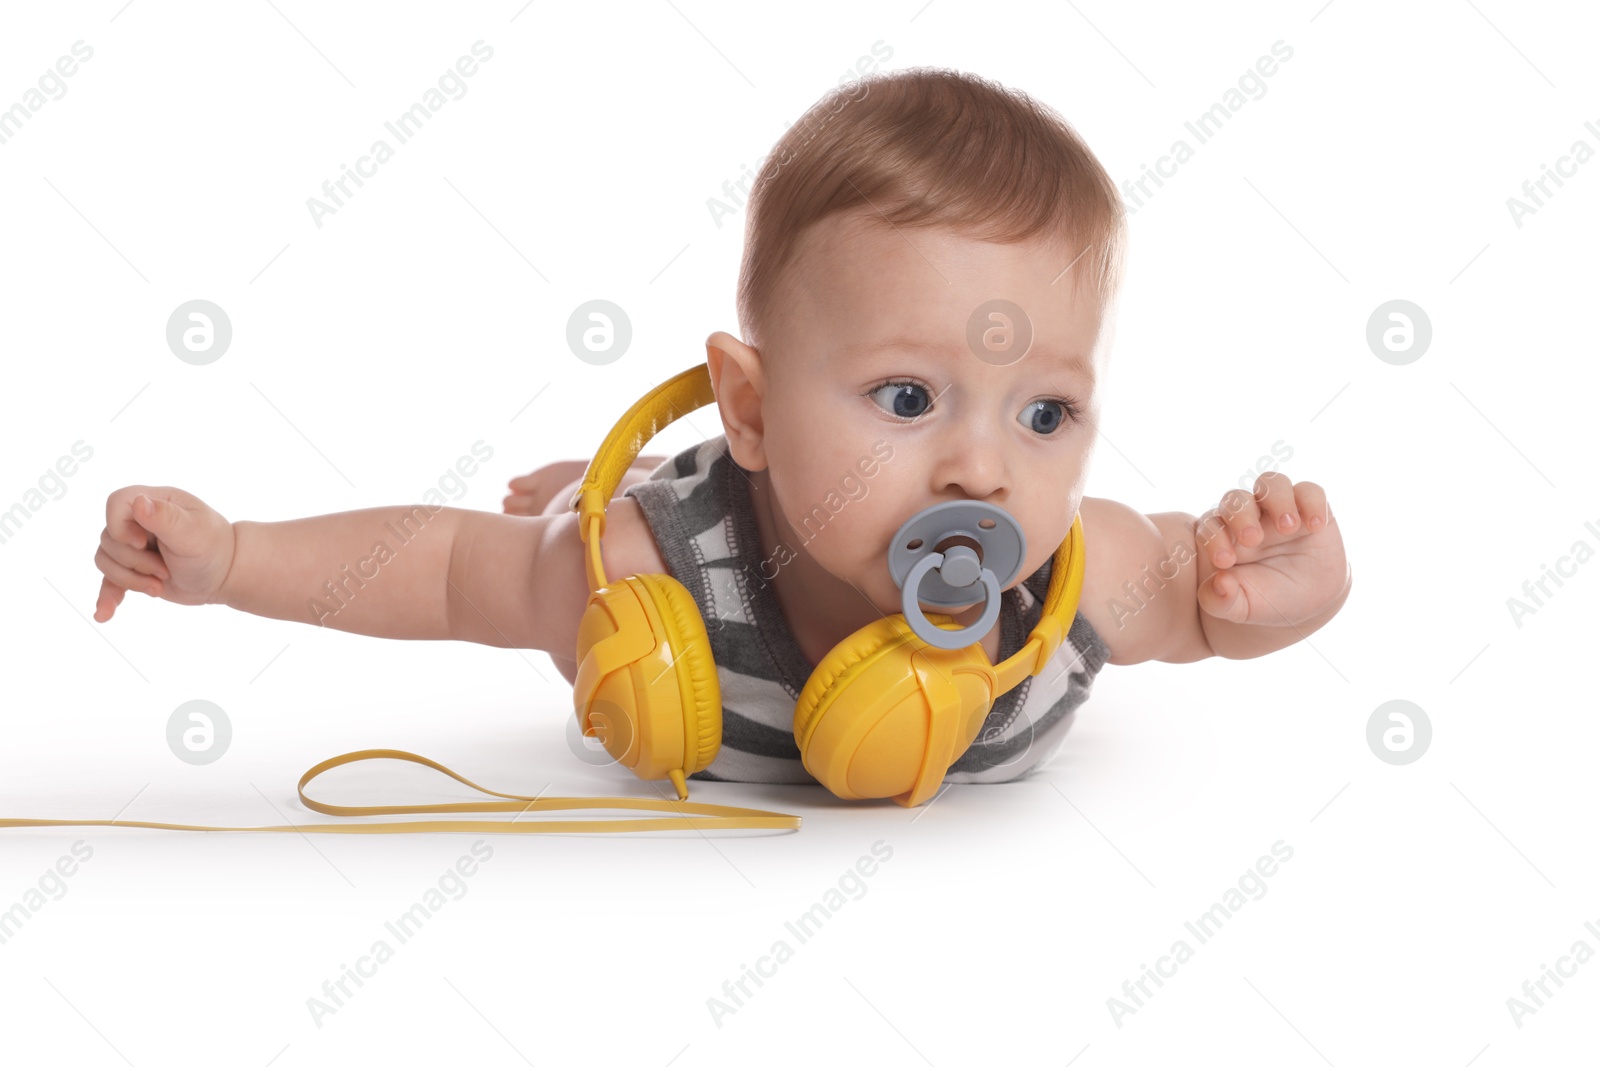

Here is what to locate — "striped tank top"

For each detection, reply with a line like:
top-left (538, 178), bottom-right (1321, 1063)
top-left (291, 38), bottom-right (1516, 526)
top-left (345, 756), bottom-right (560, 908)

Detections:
top-left (621, 435), bottom-right (1111, 786)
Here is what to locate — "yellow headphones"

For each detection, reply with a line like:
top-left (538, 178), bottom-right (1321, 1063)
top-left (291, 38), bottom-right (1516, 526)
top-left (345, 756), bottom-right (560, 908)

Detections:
top-left (568, 363), bottom-right (1088, 809)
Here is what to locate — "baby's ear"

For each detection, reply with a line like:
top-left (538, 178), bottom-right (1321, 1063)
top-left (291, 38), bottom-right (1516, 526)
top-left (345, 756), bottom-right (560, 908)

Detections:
top-left (706, 332), bottom-right (767, 471)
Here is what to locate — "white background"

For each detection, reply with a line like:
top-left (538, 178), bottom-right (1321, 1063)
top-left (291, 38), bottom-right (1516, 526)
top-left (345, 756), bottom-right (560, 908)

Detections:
top-left (1, 1), bottom-right (1596, 1063)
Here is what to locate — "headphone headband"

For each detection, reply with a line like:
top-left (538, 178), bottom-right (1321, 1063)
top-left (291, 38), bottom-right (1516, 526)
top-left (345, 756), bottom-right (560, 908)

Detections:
top-left (568, 365), bottom-right (715, 593)
top-left (567, 364), bottom-right (1085, 688)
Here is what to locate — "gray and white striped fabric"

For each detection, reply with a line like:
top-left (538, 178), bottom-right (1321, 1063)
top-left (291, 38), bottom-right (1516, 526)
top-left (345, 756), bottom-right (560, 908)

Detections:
top-left (621, 436), bottom-right (1111, 786)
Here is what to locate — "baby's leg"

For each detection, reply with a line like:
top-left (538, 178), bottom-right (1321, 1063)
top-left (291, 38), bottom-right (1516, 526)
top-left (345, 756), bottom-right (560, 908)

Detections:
top-left (539, 460), bottom-right (662, 517)
top-left (540, 476), bottom-right (584, 517)
top-left (504, 456), bottom-right (666, 516)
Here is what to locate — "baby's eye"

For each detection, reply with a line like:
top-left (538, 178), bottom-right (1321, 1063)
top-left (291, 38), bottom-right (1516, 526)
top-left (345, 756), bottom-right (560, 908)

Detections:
top-left (1020, 398), bottom-right (1076, 436)
top-left (865, 380), bottom-right (933, 420)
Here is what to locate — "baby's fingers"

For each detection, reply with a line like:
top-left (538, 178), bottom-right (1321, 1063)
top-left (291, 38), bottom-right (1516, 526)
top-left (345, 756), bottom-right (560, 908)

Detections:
top-left (99, 528), bottom-right (170, 581)
top-left (1220, 488), bottom-right (1265, 547)
top-left (92, 567), bottom-right (161, 623)
top-left (95, 546), bottom-right (164, 600)
top-left (1195, 506), bottom-right (1239, 567)
top-left (1252, 472), bottom-right (1300, 536)
top-left (1197, 568), bottom-right (1252, 623)
top-left (105, 485), bottom-right (161, 551)
top-left (94, 576), bottom-right (127, 622)
top-left (1294, 480), bottom-right (1331, 531)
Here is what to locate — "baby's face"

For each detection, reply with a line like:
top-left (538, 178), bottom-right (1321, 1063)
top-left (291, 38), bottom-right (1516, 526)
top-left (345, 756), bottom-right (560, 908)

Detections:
top-left (753, 210), bottom-right (1113, 617)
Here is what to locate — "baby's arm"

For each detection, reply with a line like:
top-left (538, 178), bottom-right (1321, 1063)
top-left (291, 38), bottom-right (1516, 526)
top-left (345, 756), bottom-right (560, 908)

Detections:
top-left (445, 493), bottom-right (665, 652)
top-left (95, 485), bottom-right (540, 645)
top-left (96, 483), bottom-right (662, 663)
top-left (220, 503), bottom-right (590, 653)
top-left (1078, 472), bottom-right (1350, 665)
top-left (216, 504), bottom-right (467, 640)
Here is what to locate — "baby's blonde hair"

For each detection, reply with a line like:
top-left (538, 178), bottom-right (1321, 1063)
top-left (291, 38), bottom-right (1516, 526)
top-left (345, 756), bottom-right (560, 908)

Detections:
top-left (736, 66), bottom-right (1127, 352)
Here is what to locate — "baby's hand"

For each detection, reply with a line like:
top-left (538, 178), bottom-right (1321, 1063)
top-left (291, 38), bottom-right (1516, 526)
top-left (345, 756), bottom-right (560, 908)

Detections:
top-left (93, 487), bottom-right (237, 623)
top-left (503, 455), bottom-right (668, 516)
top-left (1194, 472), bottom-right (1348, 627)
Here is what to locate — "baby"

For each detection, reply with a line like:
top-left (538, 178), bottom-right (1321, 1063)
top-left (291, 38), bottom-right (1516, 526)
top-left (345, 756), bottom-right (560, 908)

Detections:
top-left (92, 68), bottom-right (1350, 793)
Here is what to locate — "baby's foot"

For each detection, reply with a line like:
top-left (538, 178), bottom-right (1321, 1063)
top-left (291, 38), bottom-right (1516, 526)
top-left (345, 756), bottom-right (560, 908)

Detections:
top-left (504, 456), bottom-right (668, 516)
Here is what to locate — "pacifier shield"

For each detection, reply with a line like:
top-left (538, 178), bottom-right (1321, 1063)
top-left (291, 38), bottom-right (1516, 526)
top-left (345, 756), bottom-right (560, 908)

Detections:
top-left (886, 501), bottom-right (1026, 608)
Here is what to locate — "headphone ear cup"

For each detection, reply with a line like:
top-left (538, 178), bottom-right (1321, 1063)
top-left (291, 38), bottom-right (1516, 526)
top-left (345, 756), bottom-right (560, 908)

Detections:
top-left (793, 617), bottom-right (901, 752)
top-left (573, 574), bottom-right (721, 789)
top-left (633, 573), bottom-right (721, 774)
top-left (794, 615), bottom-right (997, 804)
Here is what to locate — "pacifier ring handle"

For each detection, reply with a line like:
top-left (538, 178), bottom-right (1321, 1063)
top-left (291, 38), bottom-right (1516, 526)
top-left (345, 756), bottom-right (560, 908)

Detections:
top-left (900, 551), bottom-right (1003, 650)
top-left (887, 500), bottom-right (1025, 608)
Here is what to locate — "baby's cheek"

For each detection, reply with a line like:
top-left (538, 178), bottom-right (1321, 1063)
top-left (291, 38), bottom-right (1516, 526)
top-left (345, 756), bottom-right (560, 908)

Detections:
top-left (814, 525), bottom-right (880, 586)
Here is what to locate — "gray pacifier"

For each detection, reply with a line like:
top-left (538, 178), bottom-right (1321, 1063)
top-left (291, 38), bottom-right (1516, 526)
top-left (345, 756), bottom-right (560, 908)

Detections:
top-left (886, 501), bottom-right (1027, 650)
